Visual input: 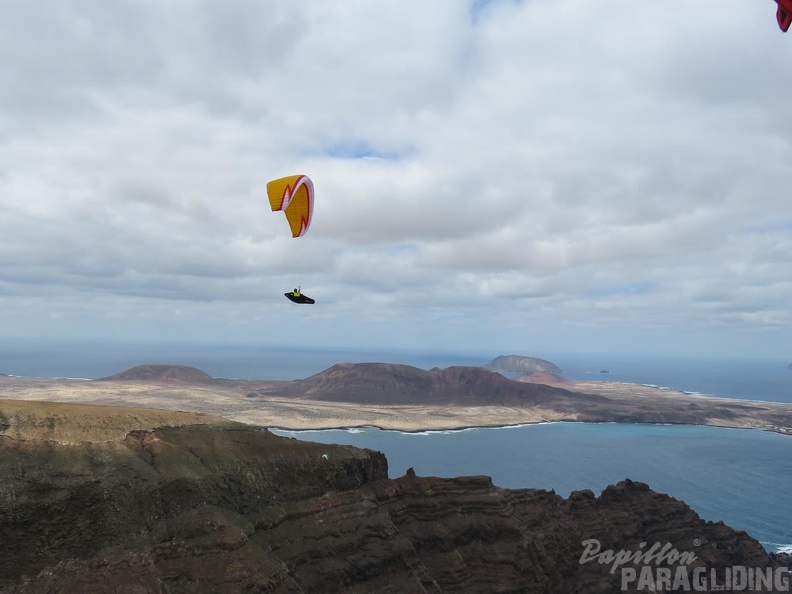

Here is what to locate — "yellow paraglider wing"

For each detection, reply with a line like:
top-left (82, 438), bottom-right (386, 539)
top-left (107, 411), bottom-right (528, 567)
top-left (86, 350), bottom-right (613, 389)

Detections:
top-left (266, 175), bottom-right (314, 238)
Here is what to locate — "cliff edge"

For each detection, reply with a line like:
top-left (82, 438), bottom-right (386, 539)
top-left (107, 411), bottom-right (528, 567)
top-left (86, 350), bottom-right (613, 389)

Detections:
top-left (0, 399), bottom-right (786, 593)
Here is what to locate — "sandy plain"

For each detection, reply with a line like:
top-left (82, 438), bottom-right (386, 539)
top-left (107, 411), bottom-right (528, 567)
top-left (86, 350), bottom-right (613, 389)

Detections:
top-left (2, 374), bottom-right (791, 436)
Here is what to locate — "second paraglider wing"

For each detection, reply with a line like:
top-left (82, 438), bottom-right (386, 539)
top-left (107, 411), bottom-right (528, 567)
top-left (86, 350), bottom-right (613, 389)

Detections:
top-left (777, 0), bottom-right (792, 31)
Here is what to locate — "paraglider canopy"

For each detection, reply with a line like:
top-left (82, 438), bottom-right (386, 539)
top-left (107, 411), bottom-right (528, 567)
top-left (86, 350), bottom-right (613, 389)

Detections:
top-left (266, 175), bottom-right (314, 238)
top-left (776, 0), bottom-right (792, 31)
top-left (267, 175), bottom-right (316, 303)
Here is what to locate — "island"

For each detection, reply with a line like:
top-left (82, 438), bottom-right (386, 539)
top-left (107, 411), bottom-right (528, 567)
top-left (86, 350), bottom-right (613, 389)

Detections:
top-left (1, 360), bottom-right (791, 436)
top-left (483, 354), bottom-right (562, 374)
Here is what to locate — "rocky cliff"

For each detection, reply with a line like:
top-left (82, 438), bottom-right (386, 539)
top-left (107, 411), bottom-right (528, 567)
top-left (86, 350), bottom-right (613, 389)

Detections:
top-left (0, 399), bottom-right (787, 593)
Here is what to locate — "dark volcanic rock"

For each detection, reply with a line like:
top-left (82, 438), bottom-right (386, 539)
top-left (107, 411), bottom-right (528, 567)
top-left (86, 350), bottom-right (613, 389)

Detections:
top-left (273, 362), bottom-right (595, 407)
top-left (484, 355), bottom-right (562, 374)
top-left (0, 419), bottom-right (783, 593)
top-left (0, 422), bottom-right (387, 593)
top-left (96, 364), bottom-right (215, 384)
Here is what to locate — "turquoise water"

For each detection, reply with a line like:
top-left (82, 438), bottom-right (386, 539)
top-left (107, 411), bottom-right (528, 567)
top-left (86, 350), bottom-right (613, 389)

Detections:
top-left (272, 423), bottom-right (792, 554)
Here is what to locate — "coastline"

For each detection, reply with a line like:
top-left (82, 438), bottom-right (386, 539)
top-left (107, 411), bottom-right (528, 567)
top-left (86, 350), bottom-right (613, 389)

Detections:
top-left (3, 379), bottom-right (792, 556)
top-left (2, 373), bottom-right (792, 436)
top-left (269, 420), bottom-right (792, 438)
top-left (269, 421), bottom-right (566, 435)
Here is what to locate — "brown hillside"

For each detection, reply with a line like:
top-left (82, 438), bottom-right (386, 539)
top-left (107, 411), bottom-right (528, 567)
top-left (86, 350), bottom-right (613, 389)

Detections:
top-left (514, 370), bottom-right (572, 387)
top-left (96, 364), bottom-right (215, 384)
top-left (0, 398), bottom-right (231, 443)
top-left (273, 362), bottom-right (603, 407)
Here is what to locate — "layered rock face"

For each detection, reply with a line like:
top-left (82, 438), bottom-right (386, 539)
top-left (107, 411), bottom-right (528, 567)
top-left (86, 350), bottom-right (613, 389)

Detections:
top-left (0, 406), bottom-right (786, 593)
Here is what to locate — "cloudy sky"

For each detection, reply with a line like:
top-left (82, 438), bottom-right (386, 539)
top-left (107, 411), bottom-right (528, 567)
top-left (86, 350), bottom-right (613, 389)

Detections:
top-left (2, 0), bottom-right (791, 359)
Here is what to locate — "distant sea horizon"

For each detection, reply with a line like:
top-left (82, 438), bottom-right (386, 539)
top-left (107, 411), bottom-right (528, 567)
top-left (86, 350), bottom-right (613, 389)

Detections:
top-left (2, 339), bottom-right (791, 553)
top-left (1, 338), bottom-right (790, 403)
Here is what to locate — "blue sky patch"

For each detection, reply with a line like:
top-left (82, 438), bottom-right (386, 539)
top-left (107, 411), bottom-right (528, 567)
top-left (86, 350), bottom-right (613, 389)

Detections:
top-left (324, 141), bottom-right (403, 161)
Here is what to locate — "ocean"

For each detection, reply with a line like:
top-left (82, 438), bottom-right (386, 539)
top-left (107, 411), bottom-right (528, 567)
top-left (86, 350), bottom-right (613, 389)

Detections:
top-left (2, 339), bottom-right (791, 553)
top-left (272, 423), bottom-right (792, 554)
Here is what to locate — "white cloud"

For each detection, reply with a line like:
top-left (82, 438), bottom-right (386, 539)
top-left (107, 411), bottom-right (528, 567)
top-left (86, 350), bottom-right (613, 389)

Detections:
top-left (1, 0), bottom-right (791, 357)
